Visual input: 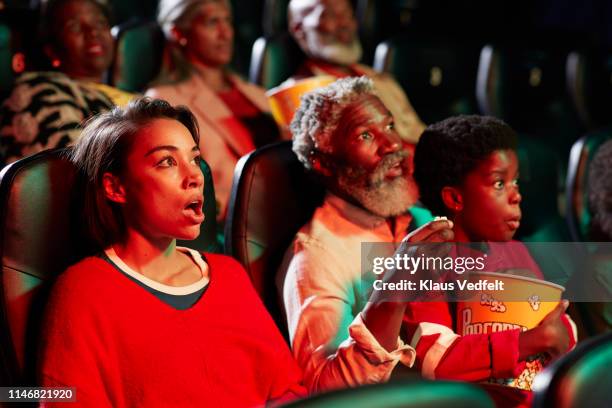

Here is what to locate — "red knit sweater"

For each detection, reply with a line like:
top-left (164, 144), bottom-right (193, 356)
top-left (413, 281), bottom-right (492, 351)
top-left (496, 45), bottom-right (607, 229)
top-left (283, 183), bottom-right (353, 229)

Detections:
top-left (39, 253), bottom-right (305, 407)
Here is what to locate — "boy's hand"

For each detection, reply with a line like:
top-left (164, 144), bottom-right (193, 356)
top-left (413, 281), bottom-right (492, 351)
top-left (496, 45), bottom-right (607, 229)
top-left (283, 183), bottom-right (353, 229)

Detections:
top-left (519, 300), bottom-right (571, 360)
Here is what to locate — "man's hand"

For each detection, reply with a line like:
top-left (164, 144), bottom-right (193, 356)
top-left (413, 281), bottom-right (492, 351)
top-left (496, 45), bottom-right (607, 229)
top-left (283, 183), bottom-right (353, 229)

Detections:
top-left (403, 218), bottom-right (455, 243)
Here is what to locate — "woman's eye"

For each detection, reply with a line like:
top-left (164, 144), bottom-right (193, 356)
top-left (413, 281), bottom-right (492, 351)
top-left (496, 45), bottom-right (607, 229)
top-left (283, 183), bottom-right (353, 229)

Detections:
top-left (494, 180), bottom-right (504, 190)
top-left (64, 21), bottom-right (81, 33)
top-left (191, 156), bottom-right (202, 165)
top-left (157, 157), bottom-right (177, 167)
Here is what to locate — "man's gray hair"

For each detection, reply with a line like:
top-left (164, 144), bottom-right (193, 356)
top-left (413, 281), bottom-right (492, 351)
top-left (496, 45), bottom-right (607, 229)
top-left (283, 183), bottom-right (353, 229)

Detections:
top-left (291, 76), bottom-right (376, 169)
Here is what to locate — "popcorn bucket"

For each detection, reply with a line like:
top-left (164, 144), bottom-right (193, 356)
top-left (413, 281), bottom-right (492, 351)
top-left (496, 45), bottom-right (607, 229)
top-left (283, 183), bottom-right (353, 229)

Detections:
top-left (266, 75), bottom-right (336, 127)
top-left (456, 271), bottom-right (565, 390)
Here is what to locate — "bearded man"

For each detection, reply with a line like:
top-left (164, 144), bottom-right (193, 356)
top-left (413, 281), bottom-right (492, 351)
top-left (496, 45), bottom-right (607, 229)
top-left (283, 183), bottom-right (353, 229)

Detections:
top-left (287, 0), bottom-right (425, 143)
top-left (276, 77), bottom-right (453, 393)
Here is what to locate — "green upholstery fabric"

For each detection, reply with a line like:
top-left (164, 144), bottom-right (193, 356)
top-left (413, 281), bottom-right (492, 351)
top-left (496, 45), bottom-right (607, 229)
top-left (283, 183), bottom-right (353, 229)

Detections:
top-left (249, 33), bottom-right (305, 89)
top-left (0, 24), bottom-right (13, 98)
top-left (111, 20), bottom-right (165, 93)
top-left (373, 35), bottom-right (481, 123)
top-left (230, 0), bottom-right (265, 77)
top-left (0, 148), bottom-right (218, 386)
top-left (567, 50), bottom-right (612, 129)
top-left (533, 331), bottom-right (612, 407)
top-left (514, 137), bottom-right (568, 242)
top-left (566, 129), bottom-right (612, 241)
top-left (107, 0), bottom-right (158, 25)
top-left (262, 0), bottom-right (290, 37)
top-left (283, 380), bottom-right (495, 408)
top-left (477, 44), bottom-right (584, 160)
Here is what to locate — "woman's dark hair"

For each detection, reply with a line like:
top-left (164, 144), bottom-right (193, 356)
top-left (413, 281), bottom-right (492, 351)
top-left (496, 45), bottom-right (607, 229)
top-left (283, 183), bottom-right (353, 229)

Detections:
top-left (72, 97), bottom-right (200, 249)
top-left (588, 139), bottom-right (612, 240)
top-left (414, 115), bottom-right (518, 216)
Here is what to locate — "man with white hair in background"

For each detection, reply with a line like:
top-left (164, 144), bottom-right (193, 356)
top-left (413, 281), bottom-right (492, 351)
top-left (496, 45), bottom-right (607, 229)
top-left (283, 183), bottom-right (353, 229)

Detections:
top-left (277, 77), bottom-right (453, 393)
top-left (287, 0), bottom-right (425, 143)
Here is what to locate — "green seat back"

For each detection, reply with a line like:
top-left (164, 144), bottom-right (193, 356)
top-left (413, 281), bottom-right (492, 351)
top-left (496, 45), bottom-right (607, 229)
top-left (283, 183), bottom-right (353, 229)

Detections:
top-left (533, 331), bottom-right (612, 407)
top-left (0, 24), bottom-right (14, 98)
top-left (374, 35), bottom-right (481, 123)
top-left (566, 129), bottom-right (612, 241)
top-left (283, 380), bottom-right (495, 408)
top-left (567, 50), bottom-right (612, 129)
top-left (111, 20), bottom-right (165, 93)
top-left (230, 0), bottom-right (265, 77)
top-left (477, 44), bottom-right (584, 159)
top-left (249, 33), bottom-right (306, 89)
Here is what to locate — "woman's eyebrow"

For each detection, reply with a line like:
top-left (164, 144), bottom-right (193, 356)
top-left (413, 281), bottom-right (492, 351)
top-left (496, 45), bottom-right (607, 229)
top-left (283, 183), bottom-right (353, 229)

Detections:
top-left (144, 145), bottom-right (177, 157)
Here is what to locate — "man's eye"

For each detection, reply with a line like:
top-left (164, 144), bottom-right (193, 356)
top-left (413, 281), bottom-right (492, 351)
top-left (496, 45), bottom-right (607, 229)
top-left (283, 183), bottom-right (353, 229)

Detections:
top-left (386, 122), bottom-right (395, 131)
top-left (494, 180), bottom-right (504, 190)
top-left (359, 131), bottom-right (373, 140)
top-left (157, 157), bottom-right (177, 167)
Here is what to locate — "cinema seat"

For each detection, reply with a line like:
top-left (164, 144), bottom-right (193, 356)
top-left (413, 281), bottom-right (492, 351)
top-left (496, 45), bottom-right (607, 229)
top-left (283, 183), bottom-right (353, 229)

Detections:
top-left (532, 331), bottom-right (612, 407)
top-left (373, 35), bottom-right (481, 123)
top-left (566, 50), bottom-right (612, 130)
top-left (283, 380), bottom-right (495, 408)
top-left (225, 141), bottom-right (325, 335)
top-left (565, 129), bottom-right (612, 242)
top-left (0, 148), bottom-right (218, 386)
top-left (110, 19), bottom-right (165, 93)
top-left (0, 24), bottom-right (14, 98)
top-left (476, 44), bottom-right (584, 158)
top-left (249, 33), bottom-right (306, 89)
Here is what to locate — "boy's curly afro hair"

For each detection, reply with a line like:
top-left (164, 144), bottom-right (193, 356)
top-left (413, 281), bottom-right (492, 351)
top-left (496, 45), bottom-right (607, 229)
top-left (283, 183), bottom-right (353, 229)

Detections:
top-left (414, 115), bottom-right (518, 216)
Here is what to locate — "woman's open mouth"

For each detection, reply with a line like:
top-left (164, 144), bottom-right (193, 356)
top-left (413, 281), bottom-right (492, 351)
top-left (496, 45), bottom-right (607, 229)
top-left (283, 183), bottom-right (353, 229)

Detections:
top-left (183, 199), bottom-right (205, 224)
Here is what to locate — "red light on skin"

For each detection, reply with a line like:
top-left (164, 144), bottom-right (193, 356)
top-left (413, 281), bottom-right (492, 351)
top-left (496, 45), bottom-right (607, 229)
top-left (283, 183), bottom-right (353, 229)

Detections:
top-left (12, 53), bottom-right (25, 73)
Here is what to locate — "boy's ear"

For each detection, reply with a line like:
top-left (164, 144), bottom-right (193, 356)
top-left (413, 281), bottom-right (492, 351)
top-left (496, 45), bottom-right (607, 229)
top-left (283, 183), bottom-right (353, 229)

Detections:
top-left (441, 186), bottom-right (463, 213)
top-left (102, 173), bottom-right (126, 204)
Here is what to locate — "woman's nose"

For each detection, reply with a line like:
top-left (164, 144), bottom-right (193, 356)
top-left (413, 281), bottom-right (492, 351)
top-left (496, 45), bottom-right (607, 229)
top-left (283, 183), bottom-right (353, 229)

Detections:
top-left (185, 164), bottom-right (204, 189)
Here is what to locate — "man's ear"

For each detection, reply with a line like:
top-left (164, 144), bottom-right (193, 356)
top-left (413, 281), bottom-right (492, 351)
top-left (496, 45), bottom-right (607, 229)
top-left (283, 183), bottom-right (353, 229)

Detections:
top-left (441, 186), bottom-right (463, 213)
top-left (310, 151), bottom-right (332, 177)
top-left (102, 173), bottom-right (126, 204)
top-left (288, 18), bottom-right (306, 44)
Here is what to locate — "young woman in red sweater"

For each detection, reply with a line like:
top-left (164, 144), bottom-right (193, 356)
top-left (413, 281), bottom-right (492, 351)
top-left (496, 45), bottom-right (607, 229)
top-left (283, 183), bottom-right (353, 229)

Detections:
top-left (39, 97), bottom-right (305, 407)
top-left (408, 115), bottom-right (576, 407)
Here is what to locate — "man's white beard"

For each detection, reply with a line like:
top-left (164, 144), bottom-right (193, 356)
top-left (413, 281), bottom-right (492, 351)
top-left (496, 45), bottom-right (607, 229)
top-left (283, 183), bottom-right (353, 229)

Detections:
top-left (304, 31), bottom-right (363, 66)
top-left (335, 152), bottom-right (419, 218)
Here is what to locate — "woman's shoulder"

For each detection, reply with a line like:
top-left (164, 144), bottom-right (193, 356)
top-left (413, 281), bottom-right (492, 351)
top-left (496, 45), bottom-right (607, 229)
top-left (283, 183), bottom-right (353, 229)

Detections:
top-left (53, 256), bottom-right (120, 297)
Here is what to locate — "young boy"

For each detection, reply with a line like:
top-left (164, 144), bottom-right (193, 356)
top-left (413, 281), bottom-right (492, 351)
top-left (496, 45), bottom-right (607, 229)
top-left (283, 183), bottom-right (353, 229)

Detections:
top-left (407, 115), bottom-right (576, 407)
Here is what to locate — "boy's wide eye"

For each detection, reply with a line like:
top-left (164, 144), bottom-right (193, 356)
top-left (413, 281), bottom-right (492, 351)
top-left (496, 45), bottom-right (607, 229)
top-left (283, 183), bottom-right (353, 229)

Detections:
top-left (512, 178), bottom-right (519, 187)
top-left (494, 180), bottom-right (504, 190)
